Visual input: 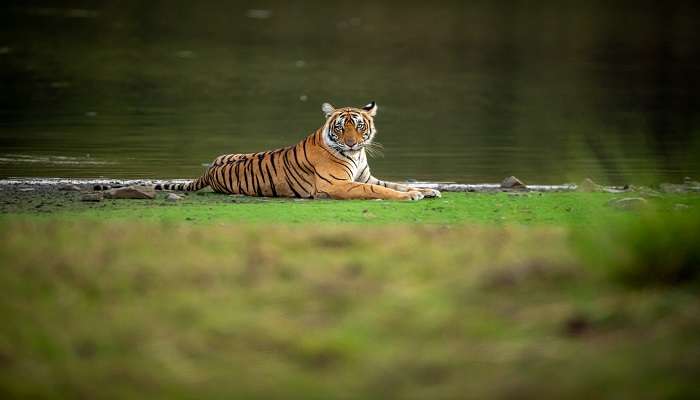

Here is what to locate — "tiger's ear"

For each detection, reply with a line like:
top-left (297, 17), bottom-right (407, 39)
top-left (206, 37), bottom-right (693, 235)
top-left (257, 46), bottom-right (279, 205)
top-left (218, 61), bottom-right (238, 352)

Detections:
top-left (362, 101), bottom-right (377, 117)
top-left (321, 103), bottom-right (335, 118)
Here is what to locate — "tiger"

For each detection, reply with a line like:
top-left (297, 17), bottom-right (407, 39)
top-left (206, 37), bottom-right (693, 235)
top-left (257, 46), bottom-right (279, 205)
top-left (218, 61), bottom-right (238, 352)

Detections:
top-left (159, 102), bottom-right (441, 200)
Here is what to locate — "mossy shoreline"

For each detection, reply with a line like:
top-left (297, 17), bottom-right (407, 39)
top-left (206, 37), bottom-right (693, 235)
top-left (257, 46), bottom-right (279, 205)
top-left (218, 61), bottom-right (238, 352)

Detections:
top-left (1, 183), bottom-right (698, 225)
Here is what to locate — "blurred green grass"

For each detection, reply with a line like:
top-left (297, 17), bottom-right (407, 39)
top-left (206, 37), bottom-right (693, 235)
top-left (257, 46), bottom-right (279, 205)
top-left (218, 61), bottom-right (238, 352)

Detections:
top-left (1, 217), bottom-right (699, 399)
top-left (575, 210), bottom-right (700, 287)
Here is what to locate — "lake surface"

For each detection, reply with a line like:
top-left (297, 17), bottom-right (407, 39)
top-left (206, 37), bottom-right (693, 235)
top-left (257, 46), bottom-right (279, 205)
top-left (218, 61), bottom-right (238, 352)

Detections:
top-left (1, 1), bottom-right (699, 184)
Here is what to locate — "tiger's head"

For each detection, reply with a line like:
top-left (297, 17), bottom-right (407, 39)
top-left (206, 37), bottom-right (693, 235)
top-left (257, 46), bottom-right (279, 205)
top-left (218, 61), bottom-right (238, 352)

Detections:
top-left (321, 101), bottom-right (378, 153)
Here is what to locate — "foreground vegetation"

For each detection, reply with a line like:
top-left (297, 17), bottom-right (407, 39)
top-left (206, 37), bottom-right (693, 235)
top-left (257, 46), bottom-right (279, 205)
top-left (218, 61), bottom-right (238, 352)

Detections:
top-left (1, 206), bottom-right (699, 398)
top-left (1, 190), bottom-right (698, 398)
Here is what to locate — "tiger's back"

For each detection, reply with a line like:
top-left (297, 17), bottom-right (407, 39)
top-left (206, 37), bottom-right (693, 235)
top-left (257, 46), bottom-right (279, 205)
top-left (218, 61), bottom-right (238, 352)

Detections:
top-left (206, 140), bottom-right (321, 198)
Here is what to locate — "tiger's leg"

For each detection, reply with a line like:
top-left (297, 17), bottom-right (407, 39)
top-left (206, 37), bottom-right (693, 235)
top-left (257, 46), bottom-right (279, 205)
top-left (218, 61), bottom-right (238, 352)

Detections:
top-left (367, 176), bottom-right (441, 198)
top-left (319, 182), bottom-right (424, 201)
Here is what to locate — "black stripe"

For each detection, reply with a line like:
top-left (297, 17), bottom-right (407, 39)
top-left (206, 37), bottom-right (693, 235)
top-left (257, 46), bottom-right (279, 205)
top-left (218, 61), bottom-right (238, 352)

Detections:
top-left (329, 173), bottom-right (348, 181)
top-left (238, 159), bottom-right (246, 195)
top-left (235, 162), bottom-right (243, 194)
top-left (257, 154), bottom-right (267, 186)
top-left (284, 174), bottom-right (302, 198)
top-left (222, 165), bottom-right (233, 193)
top-left (346, 183), bottom-right (362, 192)
top-left (357, 164), bottom-right (368, 181)
top-left (254, 172), bottom-right (263, 197)
top-left (265, 163), bottom-right (278, 197)
top-left (302, 138), bottom-right (313, 166)
top-left (289, 148), bottom-right (314, 186)
top-left (245, 159), bottom-right (254, 196)
top-left (252, 156), bottom-right (264, 195)
top-left (302, 138), bottom-right (333, 185)
top-left (281, 151), bottom-right (309, 195)
top-left (270, 150), bottom-right (279, 175)
top-left (320, 146), bottom-right (354, 177)
top-left (235, 161), bottom-right (244, 194)
top-left (217, 166), bottom-right (227, 192)
top-left (206, 173), bottom-right (215, 192)
top-left (227, 164), bottom-right (237, 193)
top-left (316, 173), bottom-right (333, 185)
top-left (339, 152), bottom-right (357, 168)
top-left (282, 161), bottom-right (308, 196)
top-left (283, 149), bottom-right (313, 189)
top-left (293, 144), bottom-right (314, 176)
top-left (326, 157), bottom-right (353, 178)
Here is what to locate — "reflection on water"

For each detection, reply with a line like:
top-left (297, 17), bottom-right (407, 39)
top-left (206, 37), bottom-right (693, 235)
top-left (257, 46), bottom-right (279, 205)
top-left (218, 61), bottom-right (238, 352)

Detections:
top-left (0, 154), bottom-right (115, 166)
top-left (1, 1), bottom-right (699, 184)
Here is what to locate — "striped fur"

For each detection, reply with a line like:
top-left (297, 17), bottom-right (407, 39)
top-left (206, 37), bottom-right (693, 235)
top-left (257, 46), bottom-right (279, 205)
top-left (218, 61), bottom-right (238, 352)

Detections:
top-left (158, 102), bottom-right (441, 200)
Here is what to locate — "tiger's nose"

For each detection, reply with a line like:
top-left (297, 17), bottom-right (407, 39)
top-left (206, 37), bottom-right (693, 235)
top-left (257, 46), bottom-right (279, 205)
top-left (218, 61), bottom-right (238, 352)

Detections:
top-left (345, 138), bottom-right (357, 147)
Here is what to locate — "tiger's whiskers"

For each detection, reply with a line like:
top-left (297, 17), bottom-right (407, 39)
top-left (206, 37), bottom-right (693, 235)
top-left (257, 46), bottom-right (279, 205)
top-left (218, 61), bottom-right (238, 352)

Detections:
top-left (365, 141), bottom-right (384, 158)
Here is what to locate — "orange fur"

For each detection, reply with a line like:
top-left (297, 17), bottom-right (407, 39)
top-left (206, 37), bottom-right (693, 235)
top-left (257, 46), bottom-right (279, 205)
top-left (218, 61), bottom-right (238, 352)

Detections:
top-left (162, 103), bottom-right (440, 201)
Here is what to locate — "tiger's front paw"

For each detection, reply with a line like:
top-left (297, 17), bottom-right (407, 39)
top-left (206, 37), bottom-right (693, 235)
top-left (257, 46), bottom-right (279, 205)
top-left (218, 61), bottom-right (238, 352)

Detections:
top-left (404, 190), bottom-right (424, 201)
top-left (418, 188), bottom-right (441, 198)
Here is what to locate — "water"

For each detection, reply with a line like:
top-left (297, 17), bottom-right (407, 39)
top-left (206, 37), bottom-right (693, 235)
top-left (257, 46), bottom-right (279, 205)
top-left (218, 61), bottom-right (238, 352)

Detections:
top-left (1, 1), bottom-right (699, 184)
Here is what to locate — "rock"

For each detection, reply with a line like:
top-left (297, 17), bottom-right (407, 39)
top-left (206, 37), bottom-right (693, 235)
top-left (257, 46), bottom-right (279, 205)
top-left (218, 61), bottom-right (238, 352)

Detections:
top-left (607, 197), bottom-right (648, 210)
top-left (602, 187), bottom-right (627, 193)
top-left (59, 184), bottom-right (81, 192)
top-left (80, 192), bottom-right (103, 202)
top-left (630, 185), bottom-right (662, 198)
top-left (685, 180), bottom-right (700, 190)
top-left (578, 178), bottom-right (603, 192)
top-left (659, 183), bottom-right (686, 194)
top-left (500, 176), bottom-right (526, 189)
top-left (103, 185), bottom-right (156, 199)
top-left (674, 203), bottom-right (690, 211)
top-left (166, 193), bottom-right (183, 202)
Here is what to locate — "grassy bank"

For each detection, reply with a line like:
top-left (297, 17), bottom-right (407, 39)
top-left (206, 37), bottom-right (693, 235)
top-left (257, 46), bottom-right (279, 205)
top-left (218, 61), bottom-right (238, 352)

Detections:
top-left (2, 191), bottom-right (699, 225)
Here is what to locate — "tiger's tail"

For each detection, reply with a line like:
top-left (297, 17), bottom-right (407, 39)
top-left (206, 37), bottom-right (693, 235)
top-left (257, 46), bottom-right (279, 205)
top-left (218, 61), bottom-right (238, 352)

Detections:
top-left (155, 174), bottom-right (210, 191)
top-left (94, 174), bottom-right (210, 192)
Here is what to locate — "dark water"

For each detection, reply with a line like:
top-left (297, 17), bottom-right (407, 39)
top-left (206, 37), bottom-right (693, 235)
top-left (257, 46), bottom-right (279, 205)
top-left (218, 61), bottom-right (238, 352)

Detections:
top-left (1, 1), bottom-right (699, 184)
